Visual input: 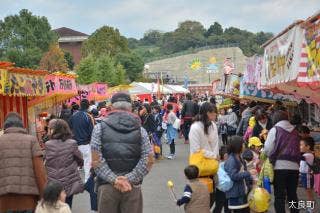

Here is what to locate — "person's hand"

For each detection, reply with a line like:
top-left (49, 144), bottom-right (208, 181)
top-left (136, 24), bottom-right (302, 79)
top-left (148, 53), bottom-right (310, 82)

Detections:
top-left (114, 176), bottom-right (132, 193)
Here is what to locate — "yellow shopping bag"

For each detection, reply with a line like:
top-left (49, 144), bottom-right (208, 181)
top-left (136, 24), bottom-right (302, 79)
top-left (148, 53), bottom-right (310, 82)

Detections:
top-left (189, 151), bottom-right (219, 177)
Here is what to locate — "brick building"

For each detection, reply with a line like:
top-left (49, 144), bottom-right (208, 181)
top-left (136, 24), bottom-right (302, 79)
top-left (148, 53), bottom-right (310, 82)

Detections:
top-left (54, 27), bottom-right (89, 65)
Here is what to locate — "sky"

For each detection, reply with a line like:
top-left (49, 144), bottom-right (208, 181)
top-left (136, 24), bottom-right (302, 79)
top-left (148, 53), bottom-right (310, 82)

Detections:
top-left (0, 0), bottom-right (319, 39)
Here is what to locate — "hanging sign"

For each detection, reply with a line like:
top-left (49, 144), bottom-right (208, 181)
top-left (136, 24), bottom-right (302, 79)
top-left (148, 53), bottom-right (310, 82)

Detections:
top-left (240, 80), bottom-right (299, 103)
top-left (4, 71), bottom-right (46, 96)
top-left (297, 17), bottom-right (320, 88)
top-left (243, 56), bottom-right (263, 87)
top-left (261, 25), bottom-right (305, 86)
top-left (45, 74), bottom-right (77, 95)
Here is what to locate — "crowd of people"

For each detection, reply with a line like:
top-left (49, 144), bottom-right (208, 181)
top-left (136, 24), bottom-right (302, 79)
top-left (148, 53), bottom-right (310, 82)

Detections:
top-left (0, 92), bottom-right (318, 213)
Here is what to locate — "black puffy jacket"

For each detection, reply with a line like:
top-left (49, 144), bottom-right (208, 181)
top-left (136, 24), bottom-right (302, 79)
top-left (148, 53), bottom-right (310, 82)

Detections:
top-left (100, 111), bottom-right (142, 176)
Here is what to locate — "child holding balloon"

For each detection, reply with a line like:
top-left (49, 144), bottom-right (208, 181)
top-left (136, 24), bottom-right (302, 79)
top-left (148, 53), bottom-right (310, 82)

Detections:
top-left (176, 165), bottom-right (210, 213)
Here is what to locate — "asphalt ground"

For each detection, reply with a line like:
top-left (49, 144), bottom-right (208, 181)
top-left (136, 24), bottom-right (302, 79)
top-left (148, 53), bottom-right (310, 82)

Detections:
top-left (72, 138), bottom-right (319, 213)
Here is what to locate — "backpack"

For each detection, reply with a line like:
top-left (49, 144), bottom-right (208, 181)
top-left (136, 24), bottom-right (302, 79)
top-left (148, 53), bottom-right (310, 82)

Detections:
top-left (217, 162), bottom-right (233, 192)
top-left (307, 156), bottom-right (320, 174)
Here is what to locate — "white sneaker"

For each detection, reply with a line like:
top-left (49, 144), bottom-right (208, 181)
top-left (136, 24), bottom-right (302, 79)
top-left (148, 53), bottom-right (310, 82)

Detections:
top-left (167, 154), bottom-right (175, 160)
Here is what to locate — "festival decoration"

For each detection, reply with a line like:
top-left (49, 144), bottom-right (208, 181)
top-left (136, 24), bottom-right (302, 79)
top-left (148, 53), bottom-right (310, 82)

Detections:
top-left (223, 58), bottom-right (235, 74)
top-left (207, 56), bottom-right (219, 73)
top-left (0, 68), bottom-right (47, 97)
top-left (297, 15), bottom-right (320, 88)
top-left (190, 58), bottom-right (202, 71)
top-left (243, 56), bottom-right (263, 87)
top-left (261, 24), bottom-right (305, 86)
top-left (28, 72), bottom-right (77, 107)
top-left (240, 79), bottom-right (299, 104)
top-left (67, 82), bottom-right (109, 104)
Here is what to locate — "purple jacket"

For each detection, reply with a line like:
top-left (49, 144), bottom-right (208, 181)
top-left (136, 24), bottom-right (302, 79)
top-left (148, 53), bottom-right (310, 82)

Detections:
top-left (269, 126), bottom-right (300, 166)
top-left (45, 139), bottom-right (84, 196)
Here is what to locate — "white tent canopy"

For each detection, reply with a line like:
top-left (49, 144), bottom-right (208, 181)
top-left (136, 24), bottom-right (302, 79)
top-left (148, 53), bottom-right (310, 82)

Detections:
top-left (129, 82), bottom-right (189, 95)
top-left (128, 82), bottom-right (151, 95)
top-left (164, 85), bottom-right (190, 94)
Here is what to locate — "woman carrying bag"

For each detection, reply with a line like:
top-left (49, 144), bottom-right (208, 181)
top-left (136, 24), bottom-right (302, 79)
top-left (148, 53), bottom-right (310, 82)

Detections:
top-left (45, 119), bottom-right (84, 209)
top-left (189, 102), bottom-right (220, 160)
top-left (189, 102), bottom-right (220, 206)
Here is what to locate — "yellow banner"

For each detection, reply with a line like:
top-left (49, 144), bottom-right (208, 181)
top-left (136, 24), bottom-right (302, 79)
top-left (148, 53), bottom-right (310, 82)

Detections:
top-left (0, 69), bottom-right (7, 94)
top-left (4, 72), bottom-right (46, 96)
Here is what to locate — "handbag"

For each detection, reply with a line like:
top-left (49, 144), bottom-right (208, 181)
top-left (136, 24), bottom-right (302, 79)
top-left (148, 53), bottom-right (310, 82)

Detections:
top-left (173, 118), bottom-right (181, 129)
top-left (189, 150), bottom-right (219, 177)
top-left (161, 122), bottom-right (167, 130)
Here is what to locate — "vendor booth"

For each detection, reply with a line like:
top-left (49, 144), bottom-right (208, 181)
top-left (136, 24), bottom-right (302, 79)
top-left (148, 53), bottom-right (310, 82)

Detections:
top-left (68, 82), bottom-right (109, 105)
top-left (28, 72), bottom-right (77, 137)
top-left (0, 61), bottom-right (47, 130)
top-left (261, 17), bottom-right (320, 104)
top-left (129, 82), bottom-right (172, 102)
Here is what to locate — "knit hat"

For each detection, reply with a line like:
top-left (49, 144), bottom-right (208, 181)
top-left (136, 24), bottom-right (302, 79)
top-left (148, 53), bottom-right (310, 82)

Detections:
top-left (111, 92), bottom-right (131, 104)
top-left (248, 137), bottom-right (263, 148)
top-left (242, 149), bottom-right (254, 161)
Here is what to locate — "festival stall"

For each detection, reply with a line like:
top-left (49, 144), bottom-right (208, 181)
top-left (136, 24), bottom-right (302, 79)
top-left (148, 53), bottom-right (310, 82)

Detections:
top-left (164, 84), bottom-right (190, 94)
top-left (0, 61), bottom-right (47, 130)
top-left (27, 72), bottom-right (77, 137)
top-left (241, 56), bottom-right (299, 105)
top-left (261, 18), bottom-right (320, 104)
top-left (129, 82), bottom-right (172, 102)
top-left (67, 82), bottom-right (109, 105)
top-left (108, 84), bottom-right (132, 95)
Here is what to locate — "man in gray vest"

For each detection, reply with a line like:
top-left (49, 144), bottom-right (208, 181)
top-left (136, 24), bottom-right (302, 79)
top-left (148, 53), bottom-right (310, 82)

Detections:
top-left (91, 92), bottom-right (153, 213)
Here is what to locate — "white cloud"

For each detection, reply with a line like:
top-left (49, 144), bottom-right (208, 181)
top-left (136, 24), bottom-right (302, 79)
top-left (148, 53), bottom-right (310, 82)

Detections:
top-left (0, 0), bottom-right (318, 38)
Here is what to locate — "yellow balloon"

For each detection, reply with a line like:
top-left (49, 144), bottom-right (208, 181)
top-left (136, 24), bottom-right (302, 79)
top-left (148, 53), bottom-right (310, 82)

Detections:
top-left (167, 180), bottom-right (174, 188)
top-left (248, 187), bottom-right (271, 212)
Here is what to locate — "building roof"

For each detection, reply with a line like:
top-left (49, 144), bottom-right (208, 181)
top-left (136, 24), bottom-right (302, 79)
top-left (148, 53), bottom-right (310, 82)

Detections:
top-left (54, 27), bottom-right (88, 37)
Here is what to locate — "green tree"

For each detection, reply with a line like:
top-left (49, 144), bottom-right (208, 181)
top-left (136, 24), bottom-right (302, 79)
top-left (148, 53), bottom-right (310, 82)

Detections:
top-left (141, 30), bottom-right (163, 45)
top-left (205, 22), bottom-right (223, 37)
top-left (0, 9), bottom-right (57, 68)
top-left (114, 63), bottom-right (127, 85)
top-left (116, 52), bottom-right (144, 81)
top-left (76, 54), bottom-right (96, 84)
top-left (128, 38), bottom-right (140, 49)
top-left (82, 26), bottom-right (129, 57)
top-left (39, 44), bottom-right (68, 73)
top-left (159, 21), bottom-right (206, 54)
top-left (64, 51), bottom-right (75, 70)
top-left (255, 32), bottom-right (273, 46)
top-left (95, 55), bottom-right (117, 85)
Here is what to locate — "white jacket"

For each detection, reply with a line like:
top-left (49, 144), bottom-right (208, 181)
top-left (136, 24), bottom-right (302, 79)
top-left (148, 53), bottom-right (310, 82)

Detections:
top-left (189, 121), bottom-right (219, 159)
